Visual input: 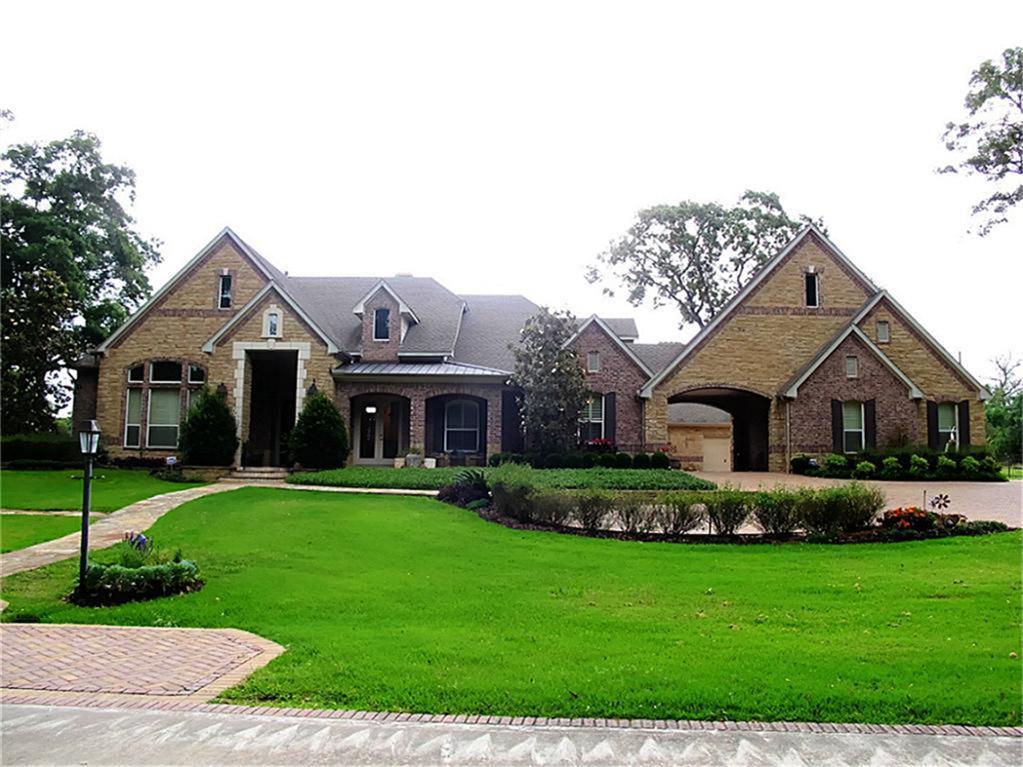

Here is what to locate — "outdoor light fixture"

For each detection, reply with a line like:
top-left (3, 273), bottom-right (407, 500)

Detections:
top-left (76, 419), bottom-right (101, 594)
top-left (365, 405), bottom-right (377, 414)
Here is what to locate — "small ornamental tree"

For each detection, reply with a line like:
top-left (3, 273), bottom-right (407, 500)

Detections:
top-left (289, 391), bottom-right (350, 469)
top-left (510, 308), bottom-right (589, 454)
top-left (178, 386), bottom-right (239, 466)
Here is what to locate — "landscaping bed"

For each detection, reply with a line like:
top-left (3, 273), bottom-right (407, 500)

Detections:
top-left (289, 466), bottom-right (715, 491)
top-left (791, 449), bottom-right (1005, 481)
top-left (0, 487), bottom-right (1018, 726)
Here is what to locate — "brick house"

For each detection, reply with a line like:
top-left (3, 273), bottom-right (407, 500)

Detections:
top-left (72, 225), bottom-right (988, 471)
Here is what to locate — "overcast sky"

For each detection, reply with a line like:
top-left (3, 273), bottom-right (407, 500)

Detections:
top-left (3, 1), bottom-right (1020, 382)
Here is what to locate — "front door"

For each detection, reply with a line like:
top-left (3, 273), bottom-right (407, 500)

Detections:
top-left (354, 397), bottom-right (407, 464)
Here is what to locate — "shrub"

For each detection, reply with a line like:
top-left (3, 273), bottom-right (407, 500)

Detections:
top-left (532, 489), bottom-right (574, 527)
top-left (801, 484), bottom-right (885, 535)
top-left (880, 456), bottom-right (901, 480)
top-left (489, 463), bottom-right (535, 522)
top-left (563, 453), bottom-right (584, 469)
top-left (650, 451), bottom-right (670, 470)
top-left (752, 490), bottom-right (801, 535)
top-left (790, 454), bottom-right (813, 475)
top-left (178, 386), bottom-right (239, 465)
top-left (580, 452), bottom-right (597, 468)
top-left (705, 491), bottom-right (749, 535)
top-left (613, 492), bottom-right (653, 534)
top-left (631, 453), bottom-right (652, 470)
top-left (4, 458), bottom-right (71, 470)
top-left (436, 468), bottom-right (490, 507)
top-left (959, 455), bottom-right (981, 478)
top-left (821, 453), bottom-right (849, 477)
top-left (75, 560), bottom-right (201, 605)
top-left (981, 455), bottom-right (1004, 478)
top-left (288, 392), bottom-right (350, 469)
top-left (544, 453), bottom-right (565, 469)
top-left (1, 433), bottom-right (81, 464)
top-left (936, 454), bottom-right (957, 476)
top-left (654, 492), bottom-right (706, 537)
top-left (851, 460), bottom-right (876, 479)
top-left (597, 453), bottom-right (617, 469)
top-left (575, 489), bottom-right (614, 532)
top-left (960, 520), bottom-right (1010, 535)
top-left (149, 467), bottom-right (203, 483)
top-left (613, 452), bottom-right (633, 469)
top-left (908, 454), bottom-right (929, 478)
top-left (488, 452), bottom-right (505, 467)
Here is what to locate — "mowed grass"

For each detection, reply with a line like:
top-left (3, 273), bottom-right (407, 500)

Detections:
top-left (0, 468), bottom-right (204, 512)
top-left (0, 514), bottom-right (84, 553)
top-left (1, 487), bottom-right (1018, 725)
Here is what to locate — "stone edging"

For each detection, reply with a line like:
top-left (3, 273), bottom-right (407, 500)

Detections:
top-left (0, 693), bottom-right (1017, 738)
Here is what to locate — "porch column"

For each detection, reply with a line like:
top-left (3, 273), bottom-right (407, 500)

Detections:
top-left (409, 393), bottom-right (427, 451)
top-left (486, 389), bottom-right (502, 458)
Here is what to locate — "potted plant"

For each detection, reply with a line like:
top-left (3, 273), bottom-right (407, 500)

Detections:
top-left (406, 446), bottom-right (423, 468)
top-left (423, 455), bottom-right (437, 469)
top-left (393, 456), bottom-right (406, 469)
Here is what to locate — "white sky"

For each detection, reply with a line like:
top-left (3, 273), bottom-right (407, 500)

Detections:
top-left (3, 0), bottom-right (1020, 383)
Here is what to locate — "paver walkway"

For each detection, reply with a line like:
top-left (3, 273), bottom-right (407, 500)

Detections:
top-left (2, 704), bottom-right (1019, 766)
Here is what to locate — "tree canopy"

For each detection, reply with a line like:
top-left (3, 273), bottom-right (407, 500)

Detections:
top-left (1, 129), bottom-right (160, 430)
top-left (985, 353), bottom-right (1022, 465)
top-left (510, 308), bottom-right (589, 454)
top-left (587, 191), bottom-right (822, 329)
top-left (939, 47), bottom-right (1023, 236)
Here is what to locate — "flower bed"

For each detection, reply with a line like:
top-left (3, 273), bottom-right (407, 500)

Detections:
top-left (71, 533), bottom-right (202, 606)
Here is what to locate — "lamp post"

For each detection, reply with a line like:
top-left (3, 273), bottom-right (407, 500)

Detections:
top-left (77, 420), bottom-right (101, 593)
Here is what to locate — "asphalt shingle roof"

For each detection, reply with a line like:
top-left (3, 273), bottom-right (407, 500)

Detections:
top-left (631, 342), bottom-right (686, 377)
top-left (668, 403), bottom-right (732, 425)
top-left (451, 294), bottom-right (540, 371)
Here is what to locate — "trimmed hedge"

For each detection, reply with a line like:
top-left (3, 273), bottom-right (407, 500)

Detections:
top-left (488, 450), bottom-right (673, 470)
top-left (2, 433), bottom-right (81, 465)
top-left (74, 560), bottom-right (202, 605)
top-left (792, 449), bottom-right (1004, 481)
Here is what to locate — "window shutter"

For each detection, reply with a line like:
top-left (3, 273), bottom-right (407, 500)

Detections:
top-left (603, 392), bottom-right (616, 444)
top-left (864, 399), bottom-right (877, 449)
top-left (926, 401), bottom-right (939, 449)
top-left (957, 400), bottom-right (971, 447)
top-left (831, 400), bottom-right (843, 453)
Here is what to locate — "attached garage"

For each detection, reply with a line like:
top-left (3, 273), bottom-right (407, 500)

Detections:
top-left (667, 403), bottom-right (733, 472)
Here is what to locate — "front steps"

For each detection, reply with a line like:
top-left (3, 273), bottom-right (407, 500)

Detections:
top-left (223, 467), bottom-right (289, 483)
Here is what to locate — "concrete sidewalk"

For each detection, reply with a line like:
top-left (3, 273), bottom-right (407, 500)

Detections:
top-left (2, 704), bottom-right (1019, 766)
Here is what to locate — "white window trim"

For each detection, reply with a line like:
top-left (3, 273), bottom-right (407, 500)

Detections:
top-left (845, 355), bottom-right (859, 379)
top-left (218, 273), bottom-right (233, 310)
top-left (187, 364), bottom-right (206, 384)
top-left (580, 397), bottom-right (605, 440)
top-left (127, 364), bottom-right (145, 383)
top-left (149, 361), bottom-right (183, 384)
top-left (586, 351), bottom-right (601, 373)
top-left (146, 389), bottom-right (181, 449)
top-left (842, 401), bottom-right (864, 454)
top-left (373, 307), bottom-right (391, 341)
top-left (262, 305), bottom-right (283, 338)
top-left (876, 320), bottom-right (890, 344)
top-left (124, 388), bottom-right (142, 448)
top-left (805, 271), bottom-right (820, 308)
top-left (937, 402), bottom-right (959, 448)
top-left (443, 399), bottom-right (480, 452)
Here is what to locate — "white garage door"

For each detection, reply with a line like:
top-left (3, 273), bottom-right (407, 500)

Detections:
top-left (703, 437), bottom-right (731, 471)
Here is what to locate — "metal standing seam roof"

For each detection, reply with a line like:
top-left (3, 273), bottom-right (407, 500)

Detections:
top-left (332, 361), bottom-right (511, 377)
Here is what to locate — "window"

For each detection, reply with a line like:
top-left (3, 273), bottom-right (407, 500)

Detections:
top-left (845, 355), bottom-right (859, 378)
top-left (373, 307), bottom-right (390, 340)
top-left (188, 365), bottom-right (206, 384)
top-left (218, 274), bottom-right (233, 309)
top-left (265, 311), bottom-right (281, 338)
top-left (127, 364), bottom-right (145, 383)
top-left (150, 361), bottom-right (182, 383)
top-left (805, 272), bottom-right (820, 307)
top-left (124, 388), bottom-right (142, 448)
top-left (842, 400), bottom-right (864, 453)
top-left (147, 389), bottom-right (181, 448)
top-left (586, 351), bottom-right (601, 373)
top-left (937, 402), bottom-right (957, 448)
top-left (877, 320), bottom-right (890, 343)
top-left (444, 399), bottom-right (479, 452)
top-left (579, 397), bottom-right (604, 442)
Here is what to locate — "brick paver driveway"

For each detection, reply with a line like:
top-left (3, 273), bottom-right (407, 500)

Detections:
top-left (694, 472), bottom-right (1022, 527)
top-left (0, 624), bottom-right (282, 703)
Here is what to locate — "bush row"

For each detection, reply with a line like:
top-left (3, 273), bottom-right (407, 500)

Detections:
top-left (489, 451), bottom-right (671, 470)
top-left (1, 433), bottom-right (83, 465)
top-left (74, 560), bottom-right (202, 605)
top-left (791, 449), bottom-right (1004, 481)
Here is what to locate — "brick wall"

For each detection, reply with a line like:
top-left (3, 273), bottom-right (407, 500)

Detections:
top-left (359, 288), bottom-right (402, 362)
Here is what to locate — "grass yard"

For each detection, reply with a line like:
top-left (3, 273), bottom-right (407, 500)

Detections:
top-left (290, 466), bottom-right (715, 491)
top-left (0, 468), bottom-right (205, 512)
top-left (1, 487), bottom-right (1018, 725)
top-left (1005, 466), bottom-right (1023, 481)
top-left (0, 514), bottom-right (84, 553)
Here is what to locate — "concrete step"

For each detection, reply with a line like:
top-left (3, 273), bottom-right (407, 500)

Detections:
top-left (223, 467), bottom-right (289, 483)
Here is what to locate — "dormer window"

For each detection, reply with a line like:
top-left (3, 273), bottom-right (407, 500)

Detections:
top-left (805, 271), bottom-right (820, 308)
top-left (374, 308), bottom-right (390, 341)
top-left (218, 274), bottom-right (233, 309)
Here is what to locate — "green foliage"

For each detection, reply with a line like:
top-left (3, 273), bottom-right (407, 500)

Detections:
top-left (936, 454), bottom-right (958, 476)
top-left (532, 489), bottom-right (574, 527)
top-left (575, 489), bottom-right (614, 532)
top-left (614, 452), bottom-right (633, 469)
top-left (653, 492), bottom-right (707, 537)
top-left (939, 48), bottom-right (1023, 235)
top-left (909, 454), bottom-right (930, 478)
top-left (631, 452), bottom-right (651, 469)
top-left (588, 191), bottom-right (823, 328)
top-left (705, 491), bottom-right (749, 535)
top-left (798, 484), bottom-right (886, 536)
top-left (1, 129), bottom-right (161, 429)
top-left (510, 308), bottom-right (588, 454)
top-left (822, 453), bottom-right (849, 476)
top-left (852, 460), bottom-right (876, 479)
top-left (986, 356), bottom-right (1022, 464)
top-left (178, 386), bottom-right (239, 466)
top-left (597, 453), bottom-right (617, 468)
top-left (1, 433), bottom-right (81, 464)
top-left (288, 392), bottom-right (349, 469)
top-left (489, 463), bottom-right (535, 522)
top-left (880, 456), bottom-right (902, 480)
top-left (751, 490), bottom-right (802, 535)
top-left (613, 492), bottom-right (654, 534)
top-left (650, 451), bottom-right (670, 469)
top-left (959, 455), bottom-right (982, 478)
top-left (74, 559), bottom-right (201, 606)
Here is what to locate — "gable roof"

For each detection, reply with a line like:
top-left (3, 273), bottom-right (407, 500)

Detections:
top-left (352, 280), bottom-right (420, 323)
top-left (201, 282), bottom-right (339, 354)
top-left (96, 227), bottom-right (277, 352)
top-left (450, 294), bottom-right (539, 372)
top-left (632, 342), bottom-right (687, 378)
top-left (564, 315), bottom-right (653, 376)
top-left (639, 224), bottom-right (879, 397)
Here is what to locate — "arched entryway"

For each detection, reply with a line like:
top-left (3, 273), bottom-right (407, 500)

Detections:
top-left (351, 393), bottom-right (411, 465)
top-left (425, 394), bottom-right (488, 464)
top-left (666, 386), bottom-right (771, 471)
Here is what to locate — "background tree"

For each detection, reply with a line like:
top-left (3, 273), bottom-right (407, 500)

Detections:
top-left (178, 386), bottom-right (239, 466)
top-left (511, 308), bottom-right (589, 454)
top-left (289, 390), bottom-right (350, 469)
top-left (939, 47), bottom-right (1023, 236)
top-left (587, 191), bottom-right (823, 329)
top-left (1, 129), bottom-right (161, 430)
top-left (985, 353), bottom-right (1022, 465)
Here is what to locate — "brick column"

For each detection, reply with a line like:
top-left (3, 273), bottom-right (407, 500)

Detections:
top-left (485, 390), bottom-right (502, 459)
top-left (409, 393), bottom-right (426, 451)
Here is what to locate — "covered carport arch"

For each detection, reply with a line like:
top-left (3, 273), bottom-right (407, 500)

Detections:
top-left (665, 386), bottom-right (771, 471)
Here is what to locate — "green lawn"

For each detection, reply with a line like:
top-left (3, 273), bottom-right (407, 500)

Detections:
top-left (1, 487), bottom-right (1018, 725)
top-left (0, 468), bottom-right (205, 512)
top-left (290, 466), bottom-right (715, 491)
top-left (1005, 466), bottom-right (1023, 481)
top-left (0, 514), bottom-right (84, 553)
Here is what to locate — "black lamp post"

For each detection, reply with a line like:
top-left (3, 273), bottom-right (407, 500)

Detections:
top-left (77, 419), bottom-right (101, 592)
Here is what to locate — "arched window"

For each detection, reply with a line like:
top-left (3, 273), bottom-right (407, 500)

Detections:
top-left (444, 399), bottom-right (479, 452)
